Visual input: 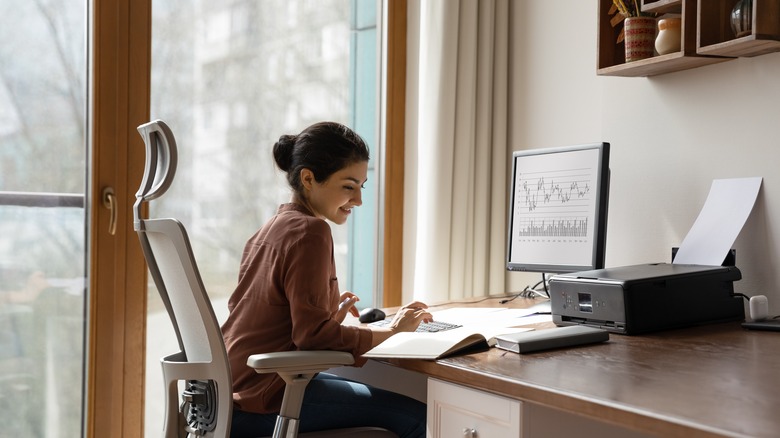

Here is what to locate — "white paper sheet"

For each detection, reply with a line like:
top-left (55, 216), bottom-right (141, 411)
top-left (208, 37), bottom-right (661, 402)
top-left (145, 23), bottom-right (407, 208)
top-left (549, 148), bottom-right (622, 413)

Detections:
top-left (672, 177), bottom-right (762, 266)
top-left (430, 307), bottom-right (552, 328)
top-left (429, 307), bottom-right (516, 327)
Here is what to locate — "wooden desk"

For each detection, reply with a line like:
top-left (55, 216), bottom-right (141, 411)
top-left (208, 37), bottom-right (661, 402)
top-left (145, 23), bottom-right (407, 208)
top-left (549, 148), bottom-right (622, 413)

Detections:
top-left (377, 298), bottom-right (780, 438)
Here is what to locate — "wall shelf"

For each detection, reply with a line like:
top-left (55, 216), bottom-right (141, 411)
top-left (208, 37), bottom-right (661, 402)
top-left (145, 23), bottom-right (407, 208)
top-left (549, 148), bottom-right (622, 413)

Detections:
top-left (597, 0), bottom-right (731, 77)
top-left (697, 0), bottom-right (780, 57)
top-left (597, 50), bottom-right (730, 77)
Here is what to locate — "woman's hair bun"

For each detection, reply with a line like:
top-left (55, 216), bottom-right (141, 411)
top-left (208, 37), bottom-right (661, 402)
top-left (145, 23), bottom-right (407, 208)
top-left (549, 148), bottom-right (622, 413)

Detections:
top-left (273, 134), bottom-right (297, 172)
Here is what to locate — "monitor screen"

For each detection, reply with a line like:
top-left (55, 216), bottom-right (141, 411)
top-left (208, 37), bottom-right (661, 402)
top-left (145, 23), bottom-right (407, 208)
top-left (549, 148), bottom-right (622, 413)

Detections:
top-left (506, 142), bottom-right (610, 273)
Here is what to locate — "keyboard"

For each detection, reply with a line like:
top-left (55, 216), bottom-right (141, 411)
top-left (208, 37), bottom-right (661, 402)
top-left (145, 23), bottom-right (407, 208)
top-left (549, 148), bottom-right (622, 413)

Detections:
top-left (369, 319), bottom-right (462, 333)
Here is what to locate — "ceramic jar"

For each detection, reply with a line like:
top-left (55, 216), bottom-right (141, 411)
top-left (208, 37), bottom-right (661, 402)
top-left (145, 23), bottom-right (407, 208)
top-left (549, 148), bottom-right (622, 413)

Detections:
top-left (655, 17), bottom-right (681, 55)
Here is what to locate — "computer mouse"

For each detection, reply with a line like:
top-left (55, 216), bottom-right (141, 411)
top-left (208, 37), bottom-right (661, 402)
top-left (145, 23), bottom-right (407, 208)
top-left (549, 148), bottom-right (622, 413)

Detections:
top-left (358, 307), bottom-right (386, 323)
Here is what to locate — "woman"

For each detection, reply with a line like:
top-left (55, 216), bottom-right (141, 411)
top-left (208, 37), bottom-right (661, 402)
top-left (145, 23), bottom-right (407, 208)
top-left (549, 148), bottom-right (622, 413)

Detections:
top-left (221, 121), bottom-right (430, 438)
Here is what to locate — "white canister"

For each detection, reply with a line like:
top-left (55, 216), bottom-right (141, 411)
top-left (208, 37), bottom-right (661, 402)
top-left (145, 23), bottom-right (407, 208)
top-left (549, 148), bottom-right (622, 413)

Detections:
top-left (655, 17), bottom-right (682, 55)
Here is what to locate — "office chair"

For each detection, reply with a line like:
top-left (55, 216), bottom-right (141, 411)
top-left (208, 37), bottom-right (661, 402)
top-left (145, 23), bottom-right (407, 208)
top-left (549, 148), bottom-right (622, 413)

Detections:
top-left (134, 119), bottom-right (397, 438)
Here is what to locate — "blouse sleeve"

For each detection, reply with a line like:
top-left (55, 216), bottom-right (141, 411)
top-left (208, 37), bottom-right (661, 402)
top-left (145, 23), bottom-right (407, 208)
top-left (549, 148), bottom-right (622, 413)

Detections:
top-left (282, 220), bottom-right (372, 359)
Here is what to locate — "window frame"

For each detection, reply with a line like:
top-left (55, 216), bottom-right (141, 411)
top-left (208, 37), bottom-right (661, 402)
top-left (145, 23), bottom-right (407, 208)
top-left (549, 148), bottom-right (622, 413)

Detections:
top-left (381, 0), bottom-right (406, 306)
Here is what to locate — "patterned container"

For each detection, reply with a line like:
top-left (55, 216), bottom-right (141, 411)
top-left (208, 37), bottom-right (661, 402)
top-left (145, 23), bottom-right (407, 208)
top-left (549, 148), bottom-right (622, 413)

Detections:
top-left (624, 16), bottom-right (657, 62)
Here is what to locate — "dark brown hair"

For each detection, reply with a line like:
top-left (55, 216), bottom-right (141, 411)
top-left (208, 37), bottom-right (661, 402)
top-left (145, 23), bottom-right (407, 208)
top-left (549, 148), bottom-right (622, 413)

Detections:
top-left (273, 122), bottom-right (369, 194)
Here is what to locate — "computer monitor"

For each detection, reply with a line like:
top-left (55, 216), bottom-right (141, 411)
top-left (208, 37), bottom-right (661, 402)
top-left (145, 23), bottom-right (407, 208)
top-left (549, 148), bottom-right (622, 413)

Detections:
top-left (506, 142), bottom-right (610, 274)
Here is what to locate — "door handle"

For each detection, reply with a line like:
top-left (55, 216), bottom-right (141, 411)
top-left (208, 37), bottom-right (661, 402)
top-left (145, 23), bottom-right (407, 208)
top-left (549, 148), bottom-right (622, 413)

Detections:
top-left (102, 187), bottom-right (117, 235)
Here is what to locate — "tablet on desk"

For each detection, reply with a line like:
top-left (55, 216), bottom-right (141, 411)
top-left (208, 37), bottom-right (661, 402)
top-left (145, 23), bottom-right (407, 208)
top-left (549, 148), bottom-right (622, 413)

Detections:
top-left (742, 319), bottom-right (780, 331)
top-left (495, 325), bottom-right (609, 354)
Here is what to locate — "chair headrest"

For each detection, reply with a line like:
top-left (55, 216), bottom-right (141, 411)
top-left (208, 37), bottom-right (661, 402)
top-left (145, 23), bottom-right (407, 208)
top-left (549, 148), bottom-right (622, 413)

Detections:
top-left (134, 120), bottom-right (178, 224)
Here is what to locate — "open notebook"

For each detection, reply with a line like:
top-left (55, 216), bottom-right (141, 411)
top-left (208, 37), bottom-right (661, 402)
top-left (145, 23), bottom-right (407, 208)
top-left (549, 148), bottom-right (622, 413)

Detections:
top-left (362, 307), bottom-right (550, 360)
top-left (362, 325), bottom-right (533, 360)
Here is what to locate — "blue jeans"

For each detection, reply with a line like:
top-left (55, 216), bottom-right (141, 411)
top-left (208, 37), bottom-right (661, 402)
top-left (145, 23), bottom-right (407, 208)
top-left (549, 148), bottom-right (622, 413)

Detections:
top-left (230, 373), bottom-right (426, 438)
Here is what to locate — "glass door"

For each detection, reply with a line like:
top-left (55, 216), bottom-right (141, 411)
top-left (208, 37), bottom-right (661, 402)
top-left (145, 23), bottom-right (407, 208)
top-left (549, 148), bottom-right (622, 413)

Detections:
top-left (0, 1), bottom-right (88, 437)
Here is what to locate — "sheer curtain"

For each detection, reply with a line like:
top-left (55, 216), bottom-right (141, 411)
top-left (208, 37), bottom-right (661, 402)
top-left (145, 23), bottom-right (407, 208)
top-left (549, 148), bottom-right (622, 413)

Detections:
top-left (404, 0), bottom-right (509, 303)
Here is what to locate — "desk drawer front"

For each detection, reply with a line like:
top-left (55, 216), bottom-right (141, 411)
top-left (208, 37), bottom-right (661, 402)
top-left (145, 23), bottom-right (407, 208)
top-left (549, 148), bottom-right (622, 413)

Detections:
top-left (427, 378), bottom-right (521, 438)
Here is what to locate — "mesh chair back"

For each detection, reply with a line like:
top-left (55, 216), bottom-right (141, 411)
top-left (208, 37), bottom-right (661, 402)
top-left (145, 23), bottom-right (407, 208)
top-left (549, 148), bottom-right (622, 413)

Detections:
top-left (134, 120), bottom-right (231, 437)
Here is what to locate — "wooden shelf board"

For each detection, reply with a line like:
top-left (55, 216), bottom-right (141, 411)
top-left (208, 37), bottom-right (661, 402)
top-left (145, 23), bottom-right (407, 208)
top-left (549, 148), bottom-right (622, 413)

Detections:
top-left (698, 34), bottom-right (780, 57)
top-left (642, 0), bottom-right (683, 14)
top-left (597, 51), bottom-right (733, 76)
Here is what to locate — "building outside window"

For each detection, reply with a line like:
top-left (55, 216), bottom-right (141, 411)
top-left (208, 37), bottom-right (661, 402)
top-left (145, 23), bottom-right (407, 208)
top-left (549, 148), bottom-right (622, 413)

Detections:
top-left (0, 1), bottom-right (87, 437)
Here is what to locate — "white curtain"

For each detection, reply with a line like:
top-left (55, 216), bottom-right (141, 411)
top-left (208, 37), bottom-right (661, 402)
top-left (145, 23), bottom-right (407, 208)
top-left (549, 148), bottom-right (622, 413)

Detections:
top-left (405, 0), bottom-right (509, 303)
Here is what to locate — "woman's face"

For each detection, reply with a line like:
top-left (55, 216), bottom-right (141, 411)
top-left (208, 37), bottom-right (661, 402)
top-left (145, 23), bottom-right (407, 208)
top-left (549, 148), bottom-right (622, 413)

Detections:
top-left (304, 160), bottom-right (368, 225)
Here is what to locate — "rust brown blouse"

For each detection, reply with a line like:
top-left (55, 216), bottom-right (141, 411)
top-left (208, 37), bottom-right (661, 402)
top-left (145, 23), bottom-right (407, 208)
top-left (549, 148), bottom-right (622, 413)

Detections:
top-left (221, 203), bottom-right (372, 414)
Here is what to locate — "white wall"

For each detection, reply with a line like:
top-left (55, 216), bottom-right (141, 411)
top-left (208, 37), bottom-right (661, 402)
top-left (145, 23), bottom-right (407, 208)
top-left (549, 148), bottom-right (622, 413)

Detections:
top-left (508, 1), bottom-right (780, 315)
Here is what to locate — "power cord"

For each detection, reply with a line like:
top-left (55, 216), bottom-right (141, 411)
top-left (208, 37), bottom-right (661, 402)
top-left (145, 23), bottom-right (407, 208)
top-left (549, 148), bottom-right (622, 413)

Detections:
top-left (500, 274), bottom-right (550, 304)
top-left (732, 293), bottom-right (750, 301)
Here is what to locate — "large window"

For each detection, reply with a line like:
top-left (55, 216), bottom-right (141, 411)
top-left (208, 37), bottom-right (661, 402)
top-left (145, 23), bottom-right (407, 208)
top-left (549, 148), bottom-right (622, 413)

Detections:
top-left (145, 1), bottom-right (379, 434)
top-left (0, 1), bottom-right (87, 437)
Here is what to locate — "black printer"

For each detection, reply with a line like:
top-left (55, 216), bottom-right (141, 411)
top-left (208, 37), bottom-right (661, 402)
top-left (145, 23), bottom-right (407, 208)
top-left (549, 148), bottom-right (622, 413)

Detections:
top-left (548, 263), bottom-right (744, 335)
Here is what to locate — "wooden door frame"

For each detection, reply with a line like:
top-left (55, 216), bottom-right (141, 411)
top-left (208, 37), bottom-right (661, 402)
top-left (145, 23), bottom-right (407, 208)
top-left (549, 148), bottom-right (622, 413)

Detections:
top-left (86, 0), bottom-right (151, 436)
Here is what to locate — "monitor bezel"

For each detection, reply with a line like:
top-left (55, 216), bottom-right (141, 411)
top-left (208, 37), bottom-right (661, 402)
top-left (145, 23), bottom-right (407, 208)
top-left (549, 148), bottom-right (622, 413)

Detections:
top-left (506, 142), bottom-right (610, 274)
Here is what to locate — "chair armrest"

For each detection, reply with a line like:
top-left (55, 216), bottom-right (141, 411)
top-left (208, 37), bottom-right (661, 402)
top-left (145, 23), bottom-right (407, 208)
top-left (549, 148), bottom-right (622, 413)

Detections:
top-left (247, 351), bottom-right (355, 375)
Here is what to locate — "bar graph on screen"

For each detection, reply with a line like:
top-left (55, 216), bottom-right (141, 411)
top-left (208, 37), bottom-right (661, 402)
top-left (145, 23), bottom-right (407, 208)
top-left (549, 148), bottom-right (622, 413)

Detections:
top-left (515, 217), bottom-right (589, 238)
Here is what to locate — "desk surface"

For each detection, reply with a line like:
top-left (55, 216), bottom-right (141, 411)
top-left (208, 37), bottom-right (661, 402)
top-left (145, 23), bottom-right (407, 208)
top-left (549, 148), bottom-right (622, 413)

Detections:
top-left (381, 297), bottom-right (780, 438)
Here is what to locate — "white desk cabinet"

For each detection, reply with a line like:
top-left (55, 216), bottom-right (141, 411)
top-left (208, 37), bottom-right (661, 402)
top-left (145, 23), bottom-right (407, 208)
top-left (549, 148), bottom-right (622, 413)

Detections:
top-left (427, 378), bottom-right (521, 438)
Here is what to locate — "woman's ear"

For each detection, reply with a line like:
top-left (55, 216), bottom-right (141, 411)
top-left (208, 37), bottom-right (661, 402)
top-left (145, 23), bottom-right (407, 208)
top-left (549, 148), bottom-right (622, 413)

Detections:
top-left (300, 168), bottom-right (315, 190)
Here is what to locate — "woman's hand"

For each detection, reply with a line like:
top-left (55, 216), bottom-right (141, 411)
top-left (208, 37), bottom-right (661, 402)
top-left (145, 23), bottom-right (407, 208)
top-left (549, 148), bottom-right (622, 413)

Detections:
top-left (388, 301), bottom-right (433, 333)
top-left (335, 291), bottom-right (360, 323)
top-left (367, 301), bottom-right (433, 347)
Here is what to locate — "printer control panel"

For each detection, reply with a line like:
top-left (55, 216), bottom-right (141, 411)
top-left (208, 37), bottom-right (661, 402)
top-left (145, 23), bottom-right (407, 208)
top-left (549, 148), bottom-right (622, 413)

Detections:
top-left (550, 282), bottom-right (628, 333)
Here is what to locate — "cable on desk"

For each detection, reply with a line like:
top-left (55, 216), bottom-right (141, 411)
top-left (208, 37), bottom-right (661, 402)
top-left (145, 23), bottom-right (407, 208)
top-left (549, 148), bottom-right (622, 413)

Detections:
top-left (386, 294), bottom-right (509, 318)
top-left (499, 275), bottom-right (549, 304)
